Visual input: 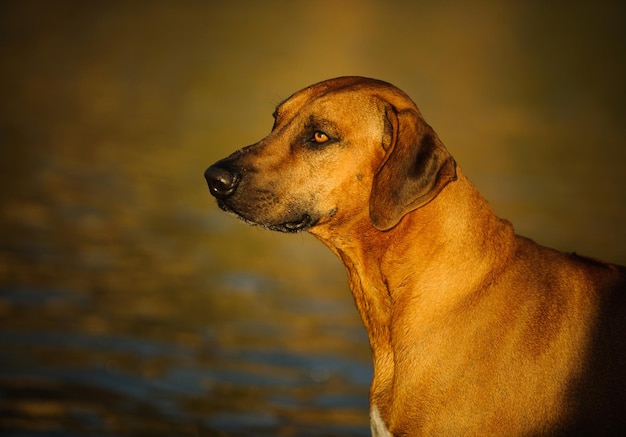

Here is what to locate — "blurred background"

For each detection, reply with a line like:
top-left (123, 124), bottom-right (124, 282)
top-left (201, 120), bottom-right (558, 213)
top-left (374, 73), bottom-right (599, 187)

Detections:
top-left (1, 1), bottom-right (625, 436)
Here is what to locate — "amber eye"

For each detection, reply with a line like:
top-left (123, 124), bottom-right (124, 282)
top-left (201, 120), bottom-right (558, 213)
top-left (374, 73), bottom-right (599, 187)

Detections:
top-left (313, 131), bottom-right (330, 143)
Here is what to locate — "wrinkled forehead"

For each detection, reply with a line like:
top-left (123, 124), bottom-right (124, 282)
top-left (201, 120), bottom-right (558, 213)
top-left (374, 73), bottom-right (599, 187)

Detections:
top-left (274, 86), bottom-right (380, 128)
top-left (276, 77), bottom-right (381, 113)
top-left (273, 78), bottom-right (417, 124)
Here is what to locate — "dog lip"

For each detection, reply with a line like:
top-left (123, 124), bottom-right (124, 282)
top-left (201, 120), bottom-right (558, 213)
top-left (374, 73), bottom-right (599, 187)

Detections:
top-left (215, 200), bottom-right (317, 233)
top-left (271, 214), bottom-right (317, 233)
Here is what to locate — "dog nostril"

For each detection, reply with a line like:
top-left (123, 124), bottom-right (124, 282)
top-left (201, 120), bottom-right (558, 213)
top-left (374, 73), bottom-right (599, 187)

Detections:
top-left (204, 165), bottom-right (239, 198)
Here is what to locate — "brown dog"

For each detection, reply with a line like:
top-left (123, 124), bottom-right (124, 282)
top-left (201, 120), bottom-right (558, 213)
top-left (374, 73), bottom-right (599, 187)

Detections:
top-left (204, 77), bottom-right (626, 436)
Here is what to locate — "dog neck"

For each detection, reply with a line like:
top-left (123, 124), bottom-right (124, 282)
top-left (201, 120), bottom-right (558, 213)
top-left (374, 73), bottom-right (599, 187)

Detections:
top-left (309, 168), bottom-right (517, 412)
top-left (381, 169), bottom-right (518, 312)
top-left (311, 167), bottom-right (516, 323)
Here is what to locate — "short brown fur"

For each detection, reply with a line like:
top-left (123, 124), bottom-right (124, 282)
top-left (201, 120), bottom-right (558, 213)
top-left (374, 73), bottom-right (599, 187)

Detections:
top-left (205, 77), bottom-right (626, 436)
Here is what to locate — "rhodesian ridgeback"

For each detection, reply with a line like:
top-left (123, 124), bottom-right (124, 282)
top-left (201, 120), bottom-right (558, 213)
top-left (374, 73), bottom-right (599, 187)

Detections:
top-left (204, 77), bottom-right (626, 436)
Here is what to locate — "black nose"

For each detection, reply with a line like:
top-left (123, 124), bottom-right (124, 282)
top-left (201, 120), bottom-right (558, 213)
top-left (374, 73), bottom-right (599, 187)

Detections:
top-left (204, 164), bottom-right (240, 198)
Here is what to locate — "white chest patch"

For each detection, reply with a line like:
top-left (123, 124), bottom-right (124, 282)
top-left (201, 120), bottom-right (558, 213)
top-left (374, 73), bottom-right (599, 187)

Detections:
top-left (370, 405), bottom-right (393, 437)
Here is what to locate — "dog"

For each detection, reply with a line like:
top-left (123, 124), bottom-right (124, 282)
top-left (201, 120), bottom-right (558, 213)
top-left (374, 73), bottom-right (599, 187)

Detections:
top-left (204, 77), bottom-right (626, 436)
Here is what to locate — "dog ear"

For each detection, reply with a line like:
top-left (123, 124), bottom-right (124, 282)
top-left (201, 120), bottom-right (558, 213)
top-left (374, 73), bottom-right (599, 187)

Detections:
top-left (370, 105), bottom-right (457, 231)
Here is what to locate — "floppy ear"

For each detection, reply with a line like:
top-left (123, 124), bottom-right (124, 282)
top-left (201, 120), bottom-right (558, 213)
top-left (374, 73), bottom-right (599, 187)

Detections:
top-left (369, 105), bottom-right (457, 231)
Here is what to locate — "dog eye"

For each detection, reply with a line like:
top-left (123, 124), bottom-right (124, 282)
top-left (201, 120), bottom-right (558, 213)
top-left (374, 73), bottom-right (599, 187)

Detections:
top-left (312, 131), bottom-right (330, 144)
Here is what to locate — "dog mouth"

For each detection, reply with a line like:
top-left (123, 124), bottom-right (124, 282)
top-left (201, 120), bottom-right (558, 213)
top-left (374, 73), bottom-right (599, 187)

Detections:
top-left (269, 214), bottom-right (317, 233)
top-left (216, 200), bottom-right (317, 233)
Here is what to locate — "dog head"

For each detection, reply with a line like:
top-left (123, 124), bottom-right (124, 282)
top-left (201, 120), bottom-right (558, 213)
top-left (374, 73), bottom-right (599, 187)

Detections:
top-left (205, 76), bottom-right (456, 233)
